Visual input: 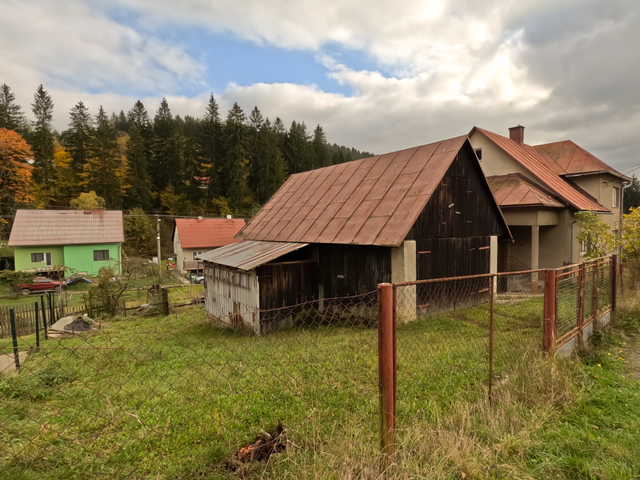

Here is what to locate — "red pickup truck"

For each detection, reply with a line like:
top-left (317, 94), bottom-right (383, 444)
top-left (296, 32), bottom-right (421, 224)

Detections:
top-left (19, 277), bottom-right (63, 295)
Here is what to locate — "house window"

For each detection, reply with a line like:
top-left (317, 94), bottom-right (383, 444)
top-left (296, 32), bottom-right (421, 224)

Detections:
top-left (31, 253), bottom-right (44, 263)
top-left (579, 240), bottom-right (587, 256)
top-left (612, 187), bottom-right (619, 208)
top-left (192, 251), bottom-right (204, 261)
top-left (93, 250), bottom-right (110, 261)
top-left (474, 148), bottom-right (482, 160)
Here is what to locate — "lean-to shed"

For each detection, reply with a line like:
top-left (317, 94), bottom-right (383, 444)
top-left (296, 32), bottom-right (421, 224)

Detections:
top-left (201, 135), bottom-right (510, 333)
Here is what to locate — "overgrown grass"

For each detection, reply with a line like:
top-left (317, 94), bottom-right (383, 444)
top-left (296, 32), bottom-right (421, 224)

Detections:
top-left (1, 298), bottom-right (639, 479)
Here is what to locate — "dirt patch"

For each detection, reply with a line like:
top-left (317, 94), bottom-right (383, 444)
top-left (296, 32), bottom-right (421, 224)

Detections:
top-left (622, 336), bottom-right (640, 380)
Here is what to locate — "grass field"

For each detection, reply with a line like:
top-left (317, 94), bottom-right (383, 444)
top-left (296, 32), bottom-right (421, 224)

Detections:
top-left (0, 295), bottom-right (638, 479)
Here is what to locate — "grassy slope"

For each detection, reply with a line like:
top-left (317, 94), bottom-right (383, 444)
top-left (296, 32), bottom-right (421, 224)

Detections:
top-left (0, 298), bottom-right (638, 479)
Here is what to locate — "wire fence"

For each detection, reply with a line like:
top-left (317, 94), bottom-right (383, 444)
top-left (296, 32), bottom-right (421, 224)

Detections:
top-left (0, 256), bottom-right (622, 478)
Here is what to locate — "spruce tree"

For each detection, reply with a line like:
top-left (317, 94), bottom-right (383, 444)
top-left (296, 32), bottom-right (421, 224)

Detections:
top-left (81, 106), bottom-right (127, 208)
top-left (152, 97), bottom-right (182, 191)
top-left (201, 93), bottom-right (223, 197)
top-left (284, 120), bottom-right (311, 174)
top-left (311, 124), bottom-right (331, 169)
top-left (124, 101), bottom-right (154, 210)
top-left (64, 101), bottom-right (93, 172)
top-left (224, 102), bottom-right (251, 212)
top-left (0, 84), bottom-right (26, 131)
top-left (29, 84), bottom-right (55, 183)
top-left (251, 118), bottom-right (287, 204)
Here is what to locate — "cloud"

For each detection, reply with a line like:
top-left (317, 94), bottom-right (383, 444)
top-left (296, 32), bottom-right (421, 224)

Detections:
top-left (2, 0), bottom-right (640, 173)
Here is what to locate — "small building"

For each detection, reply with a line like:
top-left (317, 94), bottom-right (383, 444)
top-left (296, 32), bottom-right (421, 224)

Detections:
top-left (8, 209), bottom-right (124, 276)
top-left (469, 126), bottom-right (628, 270)
top-left (201, 135), bottom-right (510, 334)
top-left (172, 217), bottom-right (245, 274)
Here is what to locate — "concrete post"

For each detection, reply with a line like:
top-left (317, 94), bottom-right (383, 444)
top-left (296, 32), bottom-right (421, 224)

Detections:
top-left (391, 240), bottom-right (416, 322)
top-left (531, 225), bottom-right (540, 292)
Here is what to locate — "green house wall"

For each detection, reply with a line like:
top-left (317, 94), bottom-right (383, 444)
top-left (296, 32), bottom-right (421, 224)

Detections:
top-left (14, 246), bottom-right (65, 271)
top-left (14, 244), bottom-right (121, 276)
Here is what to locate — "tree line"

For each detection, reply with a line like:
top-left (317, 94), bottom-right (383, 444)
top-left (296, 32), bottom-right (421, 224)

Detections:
top-left (0, 83), bottom-right (373, 226)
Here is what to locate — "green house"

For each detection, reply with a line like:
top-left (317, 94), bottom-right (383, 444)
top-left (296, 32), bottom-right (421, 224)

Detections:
top-left (8, 209), bottom-right (124, 276)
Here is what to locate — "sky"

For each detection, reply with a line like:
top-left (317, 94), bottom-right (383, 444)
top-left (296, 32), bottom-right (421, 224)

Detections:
top-left (2, 0), bottom-right (640, 174)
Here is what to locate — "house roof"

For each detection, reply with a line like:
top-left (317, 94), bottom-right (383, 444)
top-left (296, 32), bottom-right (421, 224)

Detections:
top-left (470, 127), bottom-right (609, 212)
top-left (8, 209), bottom-right (124, 246)
top-left (533, 140), bottom-right (628, 179)
top-left (199, 240), bottom-right (308, 271)
top-left (239, 135), bottom-right (499, 247)
top-left (175, 218), bottom-right (246, 249)
top-left (488, 174), bottom-right (564, 208)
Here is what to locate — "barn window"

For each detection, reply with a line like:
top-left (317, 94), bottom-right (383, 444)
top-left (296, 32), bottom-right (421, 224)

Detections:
top-left (474, 148), bottom-right (482, 160)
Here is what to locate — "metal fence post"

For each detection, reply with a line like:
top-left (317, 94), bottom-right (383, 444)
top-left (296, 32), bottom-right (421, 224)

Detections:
top-left (378, 282), bottom-right (395, 460)
top-left (577, 263), bottom-right (585, 347)
top-left (35, 302), bottom-right (40, 348)
top-left (592, 261), bottom-right (599, 330)
top-left (488, 275), bottom-right (494, 406)
top-left (611, 255), bottom-right (618, 314)
top-left (9, 309), bottom-right (20, 373)
top-left (543, 269), bottom-right (557, 352)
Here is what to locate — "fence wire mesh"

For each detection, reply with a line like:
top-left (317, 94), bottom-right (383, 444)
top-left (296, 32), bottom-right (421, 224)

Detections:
top-left (0, 294), bottom-right (380, 479)
top-left (394, 271), bottom-right (545, 430)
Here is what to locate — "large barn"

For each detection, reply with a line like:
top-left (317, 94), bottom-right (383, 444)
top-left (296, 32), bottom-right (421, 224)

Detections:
top-left (201, 135), bottom-right (510, 334)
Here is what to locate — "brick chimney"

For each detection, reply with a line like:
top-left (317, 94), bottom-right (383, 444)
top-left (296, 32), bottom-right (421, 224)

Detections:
top-left (508, 125), bottom-right (525, 144)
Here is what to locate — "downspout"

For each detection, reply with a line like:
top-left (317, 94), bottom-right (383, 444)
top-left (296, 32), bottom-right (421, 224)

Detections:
top-left (570, 220), bottom-right (578, 264)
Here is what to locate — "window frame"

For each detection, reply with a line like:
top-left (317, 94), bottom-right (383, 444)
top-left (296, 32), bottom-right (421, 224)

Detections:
top-left (192, 251), bottom-right (204, 261)
top-left (93, 250), bottom-right (110, 261)
top-left (612, 187), bottom-right (619, 208)
top-left (474, 148), bottom-right (483, 161)
top-left (30, 252), bottom-right (44, 263)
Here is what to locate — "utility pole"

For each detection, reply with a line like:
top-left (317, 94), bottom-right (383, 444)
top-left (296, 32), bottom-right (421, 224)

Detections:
top-left (156, 215), bottom-right (162, 278)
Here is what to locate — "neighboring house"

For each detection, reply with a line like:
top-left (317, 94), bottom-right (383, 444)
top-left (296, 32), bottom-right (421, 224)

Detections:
top-left (8, 209), bottom-right (124, 276)
top-left (201, 135), bottom-right (510, 334)
top-left (469, 126), bottom-right (629, 271)
top-left (172, 217), bottom-right (245, 274)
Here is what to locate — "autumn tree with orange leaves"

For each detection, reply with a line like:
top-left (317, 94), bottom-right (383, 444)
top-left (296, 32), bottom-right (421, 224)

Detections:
top-left (0, 128), bottom-right (34, 236)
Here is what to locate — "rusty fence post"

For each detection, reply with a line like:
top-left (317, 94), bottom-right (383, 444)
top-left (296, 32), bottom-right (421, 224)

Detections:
top-left (611, 255), bottom-right (618, 314)
top-left (378, 282), bottom-right (395, 461)
top-left (543, 269), bottom-right (557, 352)
top-left (488, 275), bottom-right (494, 406)
top-left (592, 261), bottom-right (599, 330)
top-left (577, 263), bottom-right (585, 347)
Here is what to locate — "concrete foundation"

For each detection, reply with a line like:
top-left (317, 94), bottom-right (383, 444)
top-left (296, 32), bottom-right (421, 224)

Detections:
top-left (392, 240), bottom-right (417, 322)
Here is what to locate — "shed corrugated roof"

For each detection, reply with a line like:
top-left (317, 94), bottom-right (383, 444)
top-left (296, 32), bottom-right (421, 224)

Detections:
top-left (175, 218), bottom-right (245, 249)
top-left (488, 174), bottom-right (564, 208)
top-left (199, 240), bottom-right (308, 271)
top-left (470, 127), bottom-right (608, 212)
top-left (238, 135), bottom-right (472, 247)
top-left (8, 209), bottom-right (124, 246)
top-left (533, 140), bottom-right (628, 179)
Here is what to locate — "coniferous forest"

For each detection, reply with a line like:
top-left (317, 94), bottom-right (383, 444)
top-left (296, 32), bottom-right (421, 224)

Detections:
top-left (0, 83), bottom-right (373, 237)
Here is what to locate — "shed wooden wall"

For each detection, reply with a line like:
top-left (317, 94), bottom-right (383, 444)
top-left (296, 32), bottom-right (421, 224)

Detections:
top-left (256, 261), bottom-right (318, 310)
top-left (203, 263), bottom-right (260, 334)
top-left (406, 143), bottom-right (505, 240)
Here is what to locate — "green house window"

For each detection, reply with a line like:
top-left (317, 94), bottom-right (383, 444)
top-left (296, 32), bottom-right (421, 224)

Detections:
top-left (93, 250), bottom-right (110, 261)
top-left (31, 253), bottom-right (44, 263)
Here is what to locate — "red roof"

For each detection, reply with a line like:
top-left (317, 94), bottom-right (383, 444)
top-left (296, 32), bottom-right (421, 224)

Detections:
top-left (175, 218), bottom-right (245, 249)
top-left (239, 135), bottom-right (505, 247)
top-left (488, 174), bottom-right (564, 208)
top-left (470, 127), bottom-right (608, 212)
top-left (533, 140), bottom-right (627, 179)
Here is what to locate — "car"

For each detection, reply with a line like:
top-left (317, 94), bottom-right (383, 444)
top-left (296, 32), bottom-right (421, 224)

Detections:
top-left (19, 277), bottom-right (64, 295)
top-left (193, 275), bottom-right (204, 285)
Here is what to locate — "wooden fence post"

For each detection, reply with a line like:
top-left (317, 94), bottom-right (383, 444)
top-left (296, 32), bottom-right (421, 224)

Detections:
top-left (611, 255), bottom-right (618, 314)
top-left (378, 283), bottom-right (395, 461)
top-left (577, 263), bottom-right (585, 347)
top-left (9, 309), bottom-right (20, 373)
top-left (41, 296), bottom-right (48, 340)
top-left (543, 269), bottom-right (557, 352)
top-left (592, 261), bottom-right (599, 330)
top-left (35, 302), bottom-right (40, 348)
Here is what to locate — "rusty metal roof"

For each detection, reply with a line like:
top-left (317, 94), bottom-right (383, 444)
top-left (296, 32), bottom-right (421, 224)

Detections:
top-left (174, 218), bottom-right (245, 249)
top-left (198, 240), bottom-right (308, 270)
top-left (488, 174), bottom-right (564, 208)
top-left (470, 127), bottom-right (609, 213)
top-left (8, 209), bottom-right (124, 246)
top-left (533, 140), bottom-right (628, 179)
top-left (238, 135), bottom-right (473, 247)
